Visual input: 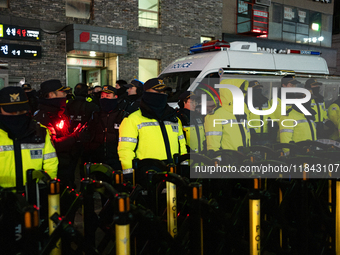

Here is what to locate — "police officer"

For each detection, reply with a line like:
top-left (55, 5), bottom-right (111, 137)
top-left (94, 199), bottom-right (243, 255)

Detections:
top-left (116, 79), bottom-right (128, 98)
top-left (118, 78), bottom-right (187, 179)
top-left (84, 85), bottom-right (123, 170)
top-left (22, 83), bottom-right (39, 114)
top-left (204, 79), bottom-right (251, 151)
top-left (34, 79), bottom-right (87, 188)
top-left (246, 80), bottom-right (277, 145)
top-left (119, 79), bottom-right (144, 118)
top-left (279, 93), bottom-right (317, 154)
top-left (304, 78), bottom-right (330, 138)
top-left (327, 89), bottom-right (340, 140)
top-left (66, 83), bottom-right (99, 131)
top-left (176, 91), bottom-right (205, 153)
top-left (0, 86), bottom-right (58, 190)
top-left (90, 85), bottom-right (102, 107)
top-left (272, 75), bottom-right (301, 118)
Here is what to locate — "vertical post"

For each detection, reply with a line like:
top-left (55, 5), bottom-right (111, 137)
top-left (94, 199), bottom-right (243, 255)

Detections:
top-left (189, 182), bottom-right (203, 255)
top-left (48, 179), bottom-right (61, 255)
top-left (167, 164), bottom-right (177, 238)
top-left (26, 169), bottom-right (37, 205)
top-left (23, 205), bottom-right (39, 255)
top-left (115, 193), bottom-right (131, 255)
top-left (81, 178), bottom-right (95, 249)
top-left (335, 180), bottom-right (340, 254)
top-left (249, 177), bottom-right (260, 255)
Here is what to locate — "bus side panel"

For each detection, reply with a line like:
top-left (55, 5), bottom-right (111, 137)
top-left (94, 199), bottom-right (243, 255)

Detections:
top-left (273, 54), bottom-right (329, 74)
top-left (227, 51), bottom-right (275, 70)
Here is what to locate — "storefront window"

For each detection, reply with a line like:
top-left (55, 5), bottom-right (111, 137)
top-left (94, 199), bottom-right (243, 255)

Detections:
top-left (268, 3), bottom-right (332, 47)
top-left (138, 58), bottom-right (159, 83)
top-left (138, 0), bottom-right (159, 28)
top-left (66, 0), bottom-right (92, 19)
top-left (0, 0), bottom-right (8, 8)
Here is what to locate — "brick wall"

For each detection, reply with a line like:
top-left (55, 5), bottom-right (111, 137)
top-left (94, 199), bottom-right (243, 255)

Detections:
top-left (0, 0), bottom-right (223, 87)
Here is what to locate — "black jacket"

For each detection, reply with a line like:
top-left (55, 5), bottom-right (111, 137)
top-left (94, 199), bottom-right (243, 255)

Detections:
top-left (33, 103), bottom-right (78, 185)
top-left (66, 95), bottom-right (99, 131)
top-left (118, 94), bottom-right (142, 119)
top-left (84, 109), bottom-right (124, 170)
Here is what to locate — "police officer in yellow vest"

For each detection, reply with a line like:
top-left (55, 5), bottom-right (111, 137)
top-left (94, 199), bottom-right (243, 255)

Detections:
top-left (328, 89), bottom-right (340, 140)
top-left (118, 78), bottom-right (187, 179)
top-left (176, 91), bottom-right (205, 153)
top-left (304, 78), bottom-right (330, 139)
top-left (246, 80), bottom-right (277, 145)
top-left (0, 86), bottom-right (58, 190)
top-left (279, 92), bottom-right (317, 154)
top-left (204, 79), bottom-right (251, 151)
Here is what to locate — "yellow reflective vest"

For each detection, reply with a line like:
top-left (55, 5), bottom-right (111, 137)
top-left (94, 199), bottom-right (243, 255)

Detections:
top-left (205, 79), bottom-right (251, 151)
top-left (311, 99), bottom-right (328, 123)
top-left (0, 125), bottom-right (58, 188)
top-left (118, 109), bottom-right (187, 173)
top-left (279, 108), bottom-right (317, 147)
top-left (328, 102), bottom-right (340, 140)
top-left (176, 108), bottom-right (205, 153)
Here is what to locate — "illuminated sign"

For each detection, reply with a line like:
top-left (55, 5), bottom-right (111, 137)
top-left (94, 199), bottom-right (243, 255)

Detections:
top-left (0, 43), bottom-right (42, 59)
top-left (0, 24), bottom-right (41, 41)
top-left (67, 57), bottom-right (103, 67)
top-left (79, 31), bottom-right (124, 46)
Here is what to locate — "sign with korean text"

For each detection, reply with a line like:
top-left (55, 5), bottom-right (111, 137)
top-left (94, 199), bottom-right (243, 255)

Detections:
top-left (284, 7), bottom-right (295, 20)
top-left (67, 57), bottom-right (103, 67)
top-left (65, 24), bottom-right (127, 54)
top-left (0, 24), bottom-right (40, 41)
top-left (0, 43), bottom-right (42, 59)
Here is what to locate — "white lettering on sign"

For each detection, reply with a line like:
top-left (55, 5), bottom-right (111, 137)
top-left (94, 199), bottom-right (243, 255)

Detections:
top-left (90, 33), bottom-right (124, 46)
top-left (253, 10), bottom-right (268, 18)
top-left (298, 10), bottom-right (306, 23)
top-left (284, 7), bottom-right (295, 20)
top-left (171, 62), bottom-right (193, 69)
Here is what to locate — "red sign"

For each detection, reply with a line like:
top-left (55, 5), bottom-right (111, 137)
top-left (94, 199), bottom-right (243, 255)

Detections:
top-left (80, 32), bottom-right (90, 42)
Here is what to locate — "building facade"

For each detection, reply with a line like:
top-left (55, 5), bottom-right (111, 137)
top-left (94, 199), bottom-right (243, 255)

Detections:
top-left (0, 0), bottom-right (222, 90)
top-left (0, 0), bottom-right (337, 91)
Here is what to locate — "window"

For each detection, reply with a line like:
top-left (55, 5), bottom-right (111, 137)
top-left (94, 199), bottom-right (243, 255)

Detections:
top-left (66, 0), bottom-right (92, 19)
top-left (139, 58), bottom-right (159, 83)
top-left (0, 0), bottom-right (8, 8)
top-left (138, 0), bottom-right (159, 28)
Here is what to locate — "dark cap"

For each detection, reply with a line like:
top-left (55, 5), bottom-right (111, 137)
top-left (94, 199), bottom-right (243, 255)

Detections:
top-left (178, 91), bottom-right (198, 102)
top-left (281, 75), bottom-right (301, 86)
top-left (143, 78), bottom-right (172, 92)
top-left (102, 85), bottom-right (117, 94)
top-left (22, 83), bottom-right (32, 90)
top-left (125, 79), bottom-right (144, 89)
top-left (40, 79), bottom-right (67, 96)
top-left (0, 86), bottom-right (30, 113)
top-left (248, 80), bottom-right (263, 89)
top-left (305, 78), bottom-right (322, 89)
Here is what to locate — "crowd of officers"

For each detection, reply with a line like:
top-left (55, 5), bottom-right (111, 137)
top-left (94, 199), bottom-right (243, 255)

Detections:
top-left (0, 74), bottom-right (340, 192)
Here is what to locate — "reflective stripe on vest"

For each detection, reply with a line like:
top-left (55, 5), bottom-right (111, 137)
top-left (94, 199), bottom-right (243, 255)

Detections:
top-left (119, 137), bottom-right (138, 143)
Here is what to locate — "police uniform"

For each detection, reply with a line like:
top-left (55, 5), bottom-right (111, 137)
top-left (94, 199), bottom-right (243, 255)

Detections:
top-left (118, 78), bottom-right (187, 175)
top-left (328, 100), bottom-right (340, 140)
top-left (0, 86), bottom-right (58, 190)
top-left (279, 107), bottom-right (317, 153)
top-left (84, 85), bottom-right (124, 170)
top-left (33, 79), bottom-right (80, 188)
top-left (176, 91), bottom-right (205, 153)
top-left (305, 78), bottom-right (328, 138)
top-left (246, 80), bottom-right (277, 144)
top-left (204, 79), bottom-right (251, 151)
top-left (118, 80), bottom-right (144, 118)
